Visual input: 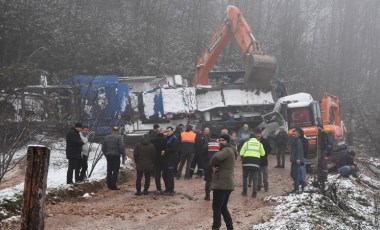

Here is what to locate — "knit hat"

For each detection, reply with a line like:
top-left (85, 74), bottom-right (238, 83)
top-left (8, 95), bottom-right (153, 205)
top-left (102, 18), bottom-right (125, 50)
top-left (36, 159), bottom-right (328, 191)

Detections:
top-left (219, 134), bottom-right (231, 143)
top-left (74, 123), bottom-right (82, 128)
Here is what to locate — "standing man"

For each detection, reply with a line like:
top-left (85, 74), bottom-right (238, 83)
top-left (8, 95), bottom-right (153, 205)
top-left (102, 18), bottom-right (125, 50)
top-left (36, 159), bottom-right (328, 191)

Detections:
top-left (176, 125), bottom-right (196, 179)
top-left (203, 133), bottom-right (220, 201)
top-left (210, 134), bottom-right (237, 230)
top-left (240, 133), bottom-right (265, 198)
top-left (78, 125), bottom-right (90, 182)
top-left (151, 128), bottom-right (166, 192)
top-left (133, 134), bottom-right (156, 195)
top-left (256, 129), bottom-right (271, 192)
top-left (148, 124), bottom-right (160, 140)
top-left (66, 123), bottom-right (84, 185)
top-left (290, 128), bottom-right (305, 194)
top-left (174, 124), bottom-right (184, 174)
top-left (190, 126), bottom-right (206, 178)
top-left (102, 126), bottom-right (125, 190)
top-left (318, 127), bottom-right (333, 182)
top-left (162, 127), bottom-right (179, 195)
top-left (275, 126), bottom-right (288, 168)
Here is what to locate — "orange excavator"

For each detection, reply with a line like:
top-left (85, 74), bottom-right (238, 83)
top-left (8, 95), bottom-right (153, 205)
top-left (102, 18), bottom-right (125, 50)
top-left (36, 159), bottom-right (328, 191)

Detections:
top-left (192, 5), bottom-right (277, 89)
top-left (261, 92), bottom-right (347, 169)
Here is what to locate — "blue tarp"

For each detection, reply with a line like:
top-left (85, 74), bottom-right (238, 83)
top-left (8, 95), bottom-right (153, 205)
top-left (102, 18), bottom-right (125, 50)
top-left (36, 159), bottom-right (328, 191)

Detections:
top-left (66, 75), bottom-right (129, 135)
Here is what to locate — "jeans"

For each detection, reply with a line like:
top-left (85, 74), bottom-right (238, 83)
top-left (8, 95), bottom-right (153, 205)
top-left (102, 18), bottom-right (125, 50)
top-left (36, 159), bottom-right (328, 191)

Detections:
top-left (136, 170), bottom-right (151, 192)
top-left (258, 166), bottom-right (269, 190)
top-left (338, 165), bottom-right (359, 177)
top-left (243, 167), bottom-right (259, 193)
top-left (212, 190), bottom-right (233, 230)
top-left (67, 158), bottom-right (80, 184)
top-left (106, 155), bottom-right (121, 189)
top-left (177, 152), bottom-right (194, 178)
top-left (291, 163), bottom-right (304, 191)
top-left (276, 146), bottom-right (286, 166)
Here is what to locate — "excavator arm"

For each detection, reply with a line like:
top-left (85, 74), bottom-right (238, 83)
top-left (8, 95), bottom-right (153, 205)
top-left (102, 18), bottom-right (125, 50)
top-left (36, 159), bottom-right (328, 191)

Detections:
top-left (192, 5), bottom-right (276, 89)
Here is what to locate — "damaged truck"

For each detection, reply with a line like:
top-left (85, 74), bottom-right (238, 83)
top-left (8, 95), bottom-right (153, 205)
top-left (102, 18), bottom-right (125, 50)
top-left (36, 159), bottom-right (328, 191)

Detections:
top-left (1, 5), bottom-right (285, 140)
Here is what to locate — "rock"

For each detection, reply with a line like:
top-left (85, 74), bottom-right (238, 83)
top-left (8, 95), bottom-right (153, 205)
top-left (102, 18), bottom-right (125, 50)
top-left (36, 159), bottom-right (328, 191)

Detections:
top-left (315, 225), bottom-right (323, 230)
top-left (261, 215), bottom-right (269, 223)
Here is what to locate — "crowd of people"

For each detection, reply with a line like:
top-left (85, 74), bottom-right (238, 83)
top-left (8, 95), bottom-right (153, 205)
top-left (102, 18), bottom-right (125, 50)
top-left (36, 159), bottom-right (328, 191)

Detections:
top-left (65, 122), bottom-right (359, 230)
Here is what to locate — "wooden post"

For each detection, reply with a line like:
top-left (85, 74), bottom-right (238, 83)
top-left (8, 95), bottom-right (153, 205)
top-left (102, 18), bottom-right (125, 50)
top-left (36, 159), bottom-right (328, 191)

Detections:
top-left (20, 145), bottom-right (50, 230)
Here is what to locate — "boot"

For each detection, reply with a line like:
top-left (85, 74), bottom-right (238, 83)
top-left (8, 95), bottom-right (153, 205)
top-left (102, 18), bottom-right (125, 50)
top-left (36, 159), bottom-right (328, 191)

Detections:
top-left (252, 192), bottom-right (257, 198)
top-left (196, 170), bottom-right (203, 179)
top-left (241, 190), bottom-right (247, 196)
top-left (204, 193), bottom-right (210, 201)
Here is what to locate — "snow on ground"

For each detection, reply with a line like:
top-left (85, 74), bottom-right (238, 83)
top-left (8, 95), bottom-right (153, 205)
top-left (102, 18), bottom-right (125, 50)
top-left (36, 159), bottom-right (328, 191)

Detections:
top-left (0, 138), bottom-right (134, 218)
top-left (2, 138), bottom-right (380, 229)
top-left (254, 173), bottom-right (380, 230)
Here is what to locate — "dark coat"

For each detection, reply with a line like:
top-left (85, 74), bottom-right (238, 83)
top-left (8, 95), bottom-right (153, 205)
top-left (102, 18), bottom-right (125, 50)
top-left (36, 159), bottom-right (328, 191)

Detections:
top-left (151, 133), bottom-right (167, 165)
top-left (164, 134), bottom-right (179, 166)
top-left (66, 127), bottom-right (84, 159)
top-left (195, 133), bottom-right (207, 156)
top-left (148, 130), bottom-right (158, 140)
top-left (275, 131), bottom-right (288, 148)
top-left (133, 137), bottom-right (156, 172)
top-left (319, 131), bottom-right (333, 154)
top-left (259, 137), bottom-right (271, 167)
top-left (210, 144), bottom-right (236, 191)
top-left (338, 153), bottom-right (355, 168)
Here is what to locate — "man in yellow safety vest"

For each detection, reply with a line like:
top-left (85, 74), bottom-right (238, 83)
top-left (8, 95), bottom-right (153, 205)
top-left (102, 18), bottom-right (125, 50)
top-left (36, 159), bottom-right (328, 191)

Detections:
top-left (239, 133), bottom-right (265, 198)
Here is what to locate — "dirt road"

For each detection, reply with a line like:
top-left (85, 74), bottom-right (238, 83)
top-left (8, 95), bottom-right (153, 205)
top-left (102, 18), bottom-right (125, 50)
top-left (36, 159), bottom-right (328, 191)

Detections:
top-left (44, 154), bottom-right (293, 230)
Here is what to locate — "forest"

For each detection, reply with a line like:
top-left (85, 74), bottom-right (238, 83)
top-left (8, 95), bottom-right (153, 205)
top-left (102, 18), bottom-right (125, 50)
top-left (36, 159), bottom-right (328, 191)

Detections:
top-left (0, 0), bottom-right (379, 144)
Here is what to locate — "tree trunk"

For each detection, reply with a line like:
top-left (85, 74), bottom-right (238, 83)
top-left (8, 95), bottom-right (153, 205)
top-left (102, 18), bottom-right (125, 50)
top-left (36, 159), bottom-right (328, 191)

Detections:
top-left (20, 146), bottom-right (50, 230)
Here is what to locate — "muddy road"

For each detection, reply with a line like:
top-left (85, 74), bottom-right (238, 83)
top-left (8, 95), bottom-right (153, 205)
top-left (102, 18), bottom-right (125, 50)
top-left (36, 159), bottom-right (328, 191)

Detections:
top-left (44, 154), bottom-right (293, 230)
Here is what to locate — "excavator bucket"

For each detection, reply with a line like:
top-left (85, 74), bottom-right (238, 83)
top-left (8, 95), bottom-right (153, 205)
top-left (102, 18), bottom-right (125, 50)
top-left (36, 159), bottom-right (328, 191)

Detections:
top-left (244, 53), bottom-right (277, 90)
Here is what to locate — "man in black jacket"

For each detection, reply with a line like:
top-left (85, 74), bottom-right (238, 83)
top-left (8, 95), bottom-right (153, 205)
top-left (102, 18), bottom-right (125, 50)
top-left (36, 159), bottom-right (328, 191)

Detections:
top-left (337, 150), bottom-right (359, 177)
top-left (162, 127), bottom-right (179, 195)
top-left (66, 123), bottom-right (84, 185)
top-left (151, 128), bottom-right (167, 192)
top-left (190, 126), bottom-right (207, 178)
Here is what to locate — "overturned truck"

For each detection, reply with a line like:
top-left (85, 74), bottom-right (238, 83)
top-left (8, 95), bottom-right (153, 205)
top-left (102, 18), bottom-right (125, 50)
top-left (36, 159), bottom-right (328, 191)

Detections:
top-left (123, 72), bottom-right (286, 136)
